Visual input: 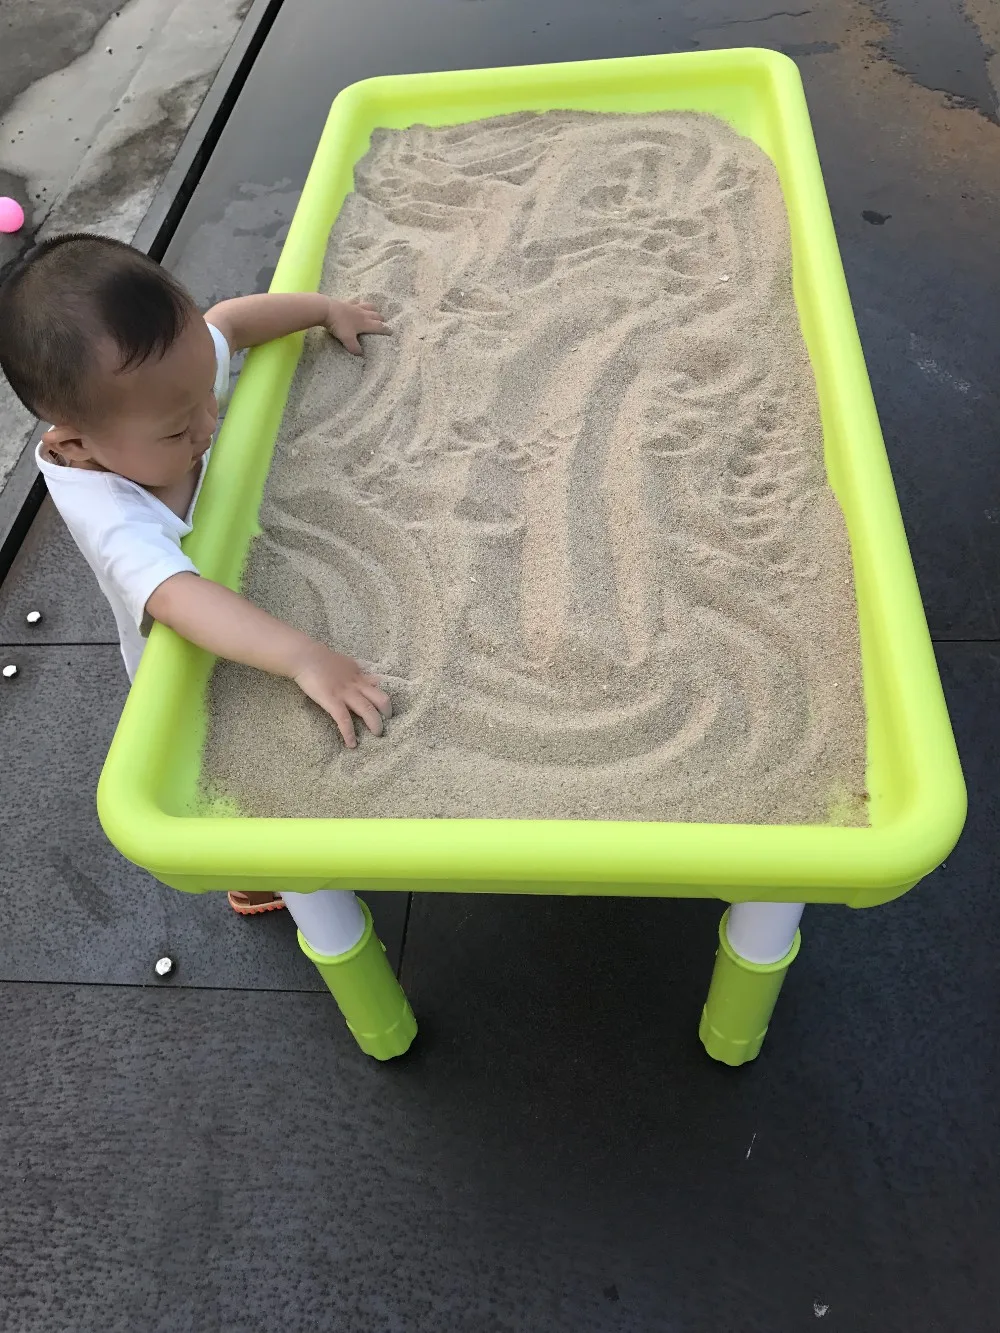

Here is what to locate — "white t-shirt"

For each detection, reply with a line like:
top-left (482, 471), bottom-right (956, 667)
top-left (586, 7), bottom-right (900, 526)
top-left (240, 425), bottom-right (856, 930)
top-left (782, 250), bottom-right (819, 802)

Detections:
top-left (36, 320), bottom-right (231, 680)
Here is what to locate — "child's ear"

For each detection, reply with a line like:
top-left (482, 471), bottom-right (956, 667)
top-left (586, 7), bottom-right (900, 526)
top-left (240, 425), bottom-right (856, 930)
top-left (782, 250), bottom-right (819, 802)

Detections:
top-left (40, 425), bottom-right (91, 466)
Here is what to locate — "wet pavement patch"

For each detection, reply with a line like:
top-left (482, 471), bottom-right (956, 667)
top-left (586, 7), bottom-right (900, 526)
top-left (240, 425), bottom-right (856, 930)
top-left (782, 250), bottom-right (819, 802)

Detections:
top-left (874, 0), bottom-right (999, 122)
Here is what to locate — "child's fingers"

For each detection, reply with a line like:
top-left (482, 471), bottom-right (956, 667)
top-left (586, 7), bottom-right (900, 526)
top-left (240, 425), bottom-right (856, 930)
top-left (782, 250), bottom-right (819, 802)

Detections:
top-left (348, 689), bottom-right (386, 738)
top-left (361, 678), bottom-right (392, 717)
top-left (324, 698), bottom-right (358, 748)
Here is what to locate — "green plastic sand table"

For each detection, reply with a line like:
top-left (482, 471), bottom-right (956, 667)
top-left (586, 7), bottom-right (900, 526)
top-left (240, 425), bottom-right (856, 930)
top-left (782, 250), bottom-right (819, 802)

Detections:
top-left (99, 50), bottom-right (966, 1064)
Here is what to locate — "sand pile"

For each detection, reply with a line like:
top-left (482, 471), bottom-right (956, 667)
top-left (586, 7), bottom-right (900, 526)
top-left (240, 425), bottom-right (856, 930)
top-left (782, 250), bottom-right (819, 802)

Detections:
top-left (203, 110), bottom-right (868, 825)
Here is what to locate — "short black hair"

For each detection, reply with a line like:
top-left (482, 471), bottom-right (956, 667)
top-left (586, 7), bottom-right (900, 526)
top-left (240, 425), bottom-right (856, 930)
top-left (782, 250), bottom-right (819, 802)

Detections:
top-left (0, 234), bottom-right (197, 424)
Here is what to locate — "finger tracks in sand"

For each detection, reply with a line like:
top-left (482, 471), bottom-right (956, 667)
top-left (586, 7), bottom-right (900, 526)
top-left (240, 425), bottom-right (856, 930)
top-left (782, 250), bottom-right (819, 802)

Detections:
top-left (205, 110), bottom-right (867, 826)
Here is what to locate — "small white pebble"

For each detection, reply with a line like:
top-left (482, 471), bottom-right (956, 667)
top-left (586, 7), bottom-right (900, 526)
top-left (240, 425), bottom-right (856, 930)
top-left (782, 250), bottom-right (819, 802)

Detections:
top-left (25, 610), bottom-right (42, 625)
top-left (154, 956), bottom-right (174, 978)
top-left (2, 664), bottom-right (17, 679)
top-left (813, 1303), bottom-right (829, 1318)
top-left (719, 274), bottom-right (730, 282)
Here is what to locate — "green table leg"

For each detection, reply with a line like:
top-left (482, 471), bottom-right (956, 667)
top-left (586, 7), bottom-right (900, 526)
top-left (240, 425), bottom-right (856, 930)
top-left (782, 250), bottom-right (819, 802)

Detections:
top-left (297, 899), bottom-right (417, 1061)
top-left (699, 907), bottom-right (801, 1066)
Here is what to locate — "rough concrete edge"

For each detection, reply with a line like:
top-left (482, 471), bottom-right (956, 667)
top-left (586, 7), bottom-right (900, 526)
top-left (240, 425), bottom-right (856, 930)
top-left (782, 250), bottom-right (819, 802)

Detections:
top-left (963, 0), bottom-right (1000, 108)
top-left (0, 0), bottom-right (285, 583)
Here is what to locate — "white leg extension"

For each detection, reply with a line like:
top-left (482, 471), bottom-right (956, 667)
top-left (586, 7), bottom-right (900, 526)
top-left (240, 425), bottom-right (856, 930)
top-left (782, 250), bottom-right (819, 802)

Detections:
top-left (280, 888), bottom-right (366, 957)
top-left (726, 901), bottom-right (805, 965)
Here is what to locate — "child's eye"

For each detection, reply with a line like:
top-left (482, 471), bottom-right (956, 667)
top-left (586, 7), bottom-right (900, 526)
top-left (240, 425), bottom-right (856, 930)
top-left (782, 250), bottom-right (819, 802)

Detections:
top-left (167, 429), bottom-right (188, 441)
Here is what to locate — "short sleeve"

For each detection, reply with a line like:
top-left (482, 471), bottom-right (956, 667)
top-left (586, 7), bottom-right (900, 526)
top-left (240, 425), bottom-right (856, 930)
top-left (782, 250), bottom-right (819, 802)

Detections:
top-left (207, 320), bottom-right (232, 408)
top-left (97, 514), bottom-right (198, 632)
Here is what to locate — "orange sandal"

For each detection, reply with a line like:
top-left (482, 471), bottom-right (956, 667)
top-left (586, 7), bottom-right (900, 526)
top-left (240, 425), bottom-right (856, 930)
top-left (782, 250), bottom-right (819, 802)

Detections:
top-left (227, 892), bottom-right (287, 916)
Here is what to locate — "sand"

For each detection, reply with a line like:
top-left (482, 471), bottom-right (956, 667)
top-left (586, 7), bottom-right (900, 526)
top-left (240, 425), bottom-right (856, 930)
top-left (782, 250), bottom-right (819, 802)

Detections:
top-left (203, 110), bottom-right (868, 826)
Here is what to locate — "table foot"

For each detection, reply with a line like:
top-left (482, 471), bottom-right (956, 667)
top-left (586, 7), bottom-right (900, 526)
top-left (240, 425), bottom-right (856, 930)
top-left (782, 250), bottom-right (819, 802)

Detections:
top-left (283, 890), bottom-right (417, 1061)
top-left (699, 903), bottom-right (803, 1066)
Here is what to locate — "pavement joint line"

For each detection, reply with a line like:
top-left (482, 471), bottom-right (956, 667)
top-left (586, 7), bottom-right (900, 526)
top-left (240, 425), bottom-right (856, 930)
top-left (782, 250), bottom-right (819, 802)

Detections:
top-left (0, 976), bottom-right (327, 996)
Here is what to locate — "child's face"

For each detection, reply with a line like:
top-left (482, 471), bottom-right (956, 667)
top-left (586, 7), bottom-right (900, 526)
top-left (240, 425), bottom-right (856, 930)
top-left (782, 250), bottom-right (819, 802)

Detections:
top-left (45, 316), bottom-right (220, 488)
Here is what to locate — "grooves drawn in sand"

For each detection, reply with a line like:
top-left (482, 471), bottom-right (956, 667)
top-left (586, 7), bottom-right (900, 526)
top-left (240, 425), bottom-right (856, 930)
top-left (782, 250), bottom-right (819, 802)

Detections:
top-left (205, 111), bottom-right (868, 826)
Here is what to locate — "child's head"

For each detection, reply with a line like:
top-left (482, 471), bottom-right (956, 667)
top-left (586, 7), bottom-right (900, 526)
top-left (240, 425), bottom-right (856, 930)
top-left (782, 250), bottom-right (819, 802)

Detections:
top-left (0, 234), bottom-right (220, 487)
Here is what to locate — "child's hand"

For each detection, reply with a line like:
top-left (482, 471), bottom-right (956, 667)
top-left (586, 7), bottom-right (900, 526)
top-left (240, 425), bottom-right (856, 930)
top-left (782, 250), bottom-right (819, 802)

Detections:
top-left (147, 575), bottom-right (392, 749)
top-left (325, 298), bottom-right (391, 356)
top-left (293, 642), bottom-right (392, 748)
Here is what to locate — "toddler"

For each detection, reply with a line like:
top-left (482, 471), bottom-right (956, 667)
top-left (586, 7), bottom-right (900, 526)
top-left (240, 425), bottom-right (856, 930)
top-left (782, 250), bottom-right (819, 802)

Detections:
top-left (0, 234), bottom-right (392, 913)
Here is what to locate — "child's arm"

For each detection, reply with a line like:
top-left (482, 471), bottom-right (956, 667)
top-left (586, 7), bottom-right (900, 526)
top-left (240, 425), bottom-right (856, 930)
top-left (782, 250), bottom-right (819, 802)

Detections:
top-left (204, 293), bottom-right (390, 356)
top-left (145, 573), bottom-right (390, 748)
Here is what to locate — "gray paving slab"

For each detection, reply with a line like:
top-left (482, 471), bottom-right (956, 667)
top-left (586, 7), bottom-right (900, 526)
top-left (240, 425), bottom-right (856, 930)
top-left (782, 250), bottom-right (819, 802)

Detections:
top-left (0, 497), bottom-right (116, 643)
top-left (1, 982), bottom-right (674, 1333)
top-left (0, 644), bottom-right (405, 987)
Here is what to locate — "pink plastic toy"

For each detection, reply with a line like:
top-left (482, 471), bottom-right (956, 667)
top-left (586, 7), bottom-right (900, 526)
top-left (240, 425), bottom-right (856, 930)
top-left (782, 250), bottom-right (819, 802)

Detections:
top-left (0, 197), bottom-right (25, 234)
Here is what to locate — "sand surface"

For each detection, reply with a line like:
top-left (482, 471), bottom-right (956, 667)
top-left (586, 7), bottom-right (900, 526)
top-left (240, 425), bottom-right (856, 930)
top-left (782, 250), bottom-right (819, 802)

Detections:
top-left (204, 110), bottom-right (868, 825)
